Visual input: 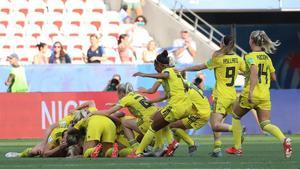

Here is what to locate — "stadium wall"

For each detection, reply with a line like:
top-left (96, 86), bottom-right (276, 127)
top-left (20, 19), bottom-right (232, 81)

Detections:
top-left (0, 64), bottom-right (216, 92)
top-left (0, 90), bottom-right (299, 139)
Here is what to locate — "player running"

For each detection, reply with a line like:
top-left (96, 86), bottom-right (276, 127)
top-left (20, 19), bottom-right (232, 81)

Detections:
top-left (139, 76), bottom-right (211, 156)
top-left (130, 50), bottom-right (197, 157)
top-left (179, 35), bottom-right (246, 157)
top-left (227, 30), bottom-right (292, 158)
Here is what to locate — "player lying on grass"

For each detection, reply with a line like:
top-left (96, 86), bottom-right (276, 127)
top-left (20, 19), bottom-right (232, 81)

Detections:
top-left (139, 72), bottom-right (211, 156)
top-left (88, 82), bottom-right (173, 157)
top-left (129, 50), bottom-right (198, 157)
top-left (227, 30), bottom-right (292, 158)
top-left (5, 127), bottom-right (79, 158)
top-left (179, 35), bottom-right (246, 157)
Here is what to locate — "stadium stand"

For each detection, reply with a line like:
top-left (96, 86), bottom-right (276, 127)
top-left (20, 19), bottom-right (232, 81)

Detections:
top-left (0, 0), bottom-right (156, 64)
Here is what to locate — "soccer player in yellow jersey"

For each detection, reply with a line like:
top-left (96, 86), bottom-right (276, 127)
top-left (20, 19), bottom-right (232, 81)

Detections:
top-left (68, 114), bottom-right (117, 158)
top-left (139, 78), bottom-right (211, 156)
top-left (227, 30), bottom-right (292, 158)
top-left (131, 50), bottom-right (196, 157)
top-left (89, 82), bottom-right (169, 156)
top-left (180, 36), bottom-right (246, 157)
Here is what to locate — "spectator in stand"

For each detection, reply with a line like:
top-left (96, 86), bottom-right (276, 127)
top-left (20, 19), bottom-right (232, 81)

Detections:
top-left (104, 74), bottom-right (121, 91)
top-left (33, 42), bottom-right (49, 64)
top-left (5, 53), bottom-right (28, 92)
top-left (49, 41), bottom-right (71, 64)
top-left (118, 34), bottom-right (136, 63)
top-left (86, 34), bottom-right (106, 63)
top-left (122, 0), bottom-right (144, 17)
top-left (173, 30), bottom-right (197, 64)
top-left (129, 15), bottom-right (152, 61)
top-left (142, 40), bottom-right (157, 63)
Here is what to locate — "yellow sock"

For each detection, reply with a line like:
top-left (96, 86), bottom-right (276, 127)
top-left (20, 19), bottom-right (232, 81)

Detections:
top-left (105, 148), bottom-right (113, 157)
top-left (153, 130), bottom-right (164, 150)
top-left (83, 147), bottom-right (94, 158)
top-left (20, 148), bottom-right (32, 157)
top-left (119, 147), bottom-right (133, 157)
top-left (213, 140), bottom-right (222, 151)
top-left (232, 118), bottom-right (242, 149)
top-left (261, 120), bottom-right (285, 142)
top-left (130, 142), bottom-right (139, 149)
top-left (136, 127), bottom-right (156, 154)
top-left (162, 127), bottom-right (173, 144)
top-left (173, 128), bottom-right (194, 146)
top-left (228, 125), bottom-right (233, 132)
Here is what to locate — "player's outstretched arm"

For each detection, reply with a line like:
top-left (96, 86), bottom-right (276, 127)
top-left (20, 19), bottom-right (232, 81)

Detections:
top-left (90, 105), bottom-right (122, 117)
top-left (133, 72), bottom-right (169, 79)
top-left (138, 81), bottom-right (161, 94)
top-left (179, 64), bottom-right (207, 72)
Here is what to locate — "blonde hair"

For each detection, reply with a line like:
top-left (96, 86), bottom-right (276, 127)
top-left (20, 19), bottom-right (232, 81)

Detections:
top-left (250, 30), bottom-right (280, 54)
top-left (213, 35), bottom-right (235, 57)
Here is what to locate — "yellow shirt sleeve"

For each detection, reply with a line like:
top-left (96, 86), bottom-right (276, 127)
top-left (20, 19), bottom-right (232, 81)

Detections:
top-left (269, 58), bottom-right (276, 73)
top-left (118, 94), bottom-right (131, 108)
top-left (239, 57), bottom-right (246, 72)
top-left (245, 54), bottom-right (256, 66)
top-left (73, 119), bottom-right (85, 130)
top-left (205, 58), bottom-right (219, 70)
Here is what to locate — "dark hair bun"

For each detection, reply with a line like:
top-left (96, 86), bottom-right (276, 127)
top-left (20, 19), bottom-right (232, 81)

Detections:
top-left (156, 50), bottom-right (169, 64)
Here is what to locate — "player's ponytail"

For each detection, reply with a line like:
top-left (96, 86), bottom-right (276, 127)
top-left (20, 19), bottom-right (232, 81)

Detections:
top-left (155, 50), bottom-right (170, 65)
top-left (213, 35), bottom-right (235, 57)
top-left (250, 30), bottom-right (280, 54)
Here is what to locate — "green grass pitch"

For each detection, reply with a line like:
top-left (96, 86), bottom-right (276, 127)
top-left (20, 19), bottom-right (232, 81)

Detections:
top-left (0, 135), bottom-right (299, 169)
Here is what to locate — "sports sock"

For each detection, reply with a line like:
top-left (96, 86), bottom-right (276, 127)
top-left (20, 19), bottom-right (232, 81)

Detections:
top-left (119, 147), bottom-right (133, 157)
top-left (83, 147), bottom-right (94, 158)
top-left (162, 127), bottom-right (173, 144)
top-left (260, 120), bottom-right (285, 142)
top-left (105, 148), bottom-right (113, 157)
top-left (136, 127), bottom-right (156, 154)
top-left (20, 148), bottom-right (32, 157)
top-left (153, 130), bottom-right (164, 150)
top-left (173, 128), bottom-right (194, 146)
top-left (232, 118), bottom-right (242, 149)
top-left (213, 140), bottom-right (222, 152)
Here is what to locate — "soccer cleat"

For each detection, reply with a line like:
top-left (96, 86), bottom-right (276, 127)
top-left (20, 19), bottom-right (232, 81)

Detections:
top-left (188, 145), bottom-right (197, 156)
top-left (210, 148), bottom-right (223, 158)
top-left (164, 140), bottom-right (179, 157)
top-left (90, 143), bottom-right (103, 158)
top-left (111, 143), bottom-right (119, 158)
top-left (5, 152), bottom-right (20, 158)
top-left (283, 138), bottom-right (292, 158)
top-left (225, 147), bottom-right (243, 156)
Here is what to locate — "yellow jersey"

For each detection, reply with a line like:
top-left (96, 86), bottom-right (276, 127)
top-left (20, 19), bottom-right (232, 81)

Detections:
top-left (73, 114), bottom-right (113, 131)
top-left (241, 51), bottom-right (275, 100)
top-left (205, 54), bottom-right (245, 99)
top-left (58, 107), bottom-right (98, 128)
top-left (47, 128), bottom-right (67, 148)
top-left (118, 92), bottom-right (157, 120)
top-left (186, 82), bottom-right (211, 111)
top-left (161, 67), bottom-right (187, 101)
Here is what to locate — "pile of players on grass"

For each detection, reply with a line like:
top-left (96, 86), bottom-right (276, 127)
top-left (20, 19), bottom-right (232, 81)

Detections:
top-left (5, 30), bottom-right (292, 158)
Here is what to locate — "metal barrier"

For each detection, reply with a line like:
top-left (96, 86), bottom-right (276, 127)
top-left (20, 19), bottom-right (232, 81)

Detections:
top-left (153, 0), bottom-right (247, 56)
